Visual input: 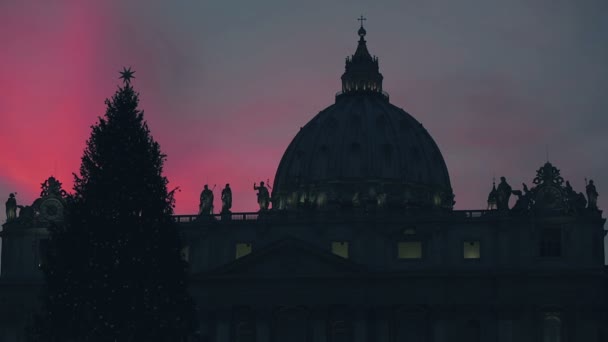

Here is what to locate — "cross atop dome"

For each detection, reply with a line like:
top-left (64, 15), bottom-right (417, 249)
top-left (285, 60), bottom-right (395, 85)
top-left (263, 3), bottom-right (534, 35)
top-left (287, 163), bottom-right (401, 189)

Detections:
top-left (358, 15), bottom-right (366, 27)
top-left (357, 15), bottom-right (367, 39)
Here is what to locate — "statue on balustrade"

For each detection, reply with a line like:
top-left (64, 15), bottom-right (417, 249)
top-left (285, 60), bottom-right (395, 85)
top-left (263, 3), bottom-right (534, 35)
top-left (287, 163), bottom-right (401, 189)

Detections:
top-left (496, 176), bottom-right (512, 211)
top-left (511, 183), bottom-right (532, 212)
top-left (5, 193), bottom-right (17, 221)
top-left (199, 184), bottom-right (214, 215)
top-left (221, 184), bottom-right (232, 214)
top-left (254, 181), bottom-right (270, 211)
top-left (563, 181), bottom-right (586, 214)
top-left (586, 179), bottom-right (599, 210)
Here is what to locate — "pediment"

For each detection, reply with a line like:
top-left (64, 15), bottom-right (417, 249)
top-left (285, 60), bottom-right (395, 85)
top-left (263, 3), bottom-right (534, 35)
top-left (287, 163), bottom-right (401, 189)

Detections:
top-left (197, 238), bottom-right (367, 278)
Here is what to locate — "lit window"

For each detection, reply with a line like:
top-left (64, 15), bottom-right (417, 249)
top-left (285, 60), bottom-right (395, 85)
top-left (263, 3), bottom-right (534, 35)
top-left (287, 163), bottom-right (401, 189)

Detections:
top-left (181, 246), bottom-right (190, 262)
top-left (235, 243), bottom-right (252, 259)
top-left (332, 241), bottom-right (349, 259)
top-left (398, 241), bottom-right (422, 259)
top-left (463, 241), bottom-right (481, 259)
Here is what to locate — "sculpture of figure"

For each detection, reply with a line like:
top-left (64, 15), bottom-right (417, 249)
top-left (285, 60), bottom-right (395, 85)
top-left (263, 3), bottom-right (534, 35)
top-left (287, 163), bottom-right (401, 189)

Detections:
top-left (586, 179), bottom-right (599, 210)
top-left (221, 184), bottom-right (232, 213)
top-left (565, 181), bottom-right (574, 195)
top-left (563, 181), bottom-right (580, 214)
top-left (254, 181), bottom-right (270, 211)
top-left (511, 183), bottom-right (531, 212)
top-left (5, 193), bottom-right (17, 221)
top-left (199, 185), bottom-right (214, 215)
top-left (576, 192), bottom-right (587, 210)
top-left (496, 177), bottom-right (512, 211)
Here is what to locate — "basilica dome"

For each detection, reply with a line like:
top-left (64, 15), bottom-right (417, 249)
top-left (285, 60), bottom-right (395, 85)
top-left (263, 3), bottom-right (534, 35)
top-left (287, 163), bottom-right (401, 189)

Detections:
top-left (272, 25), bottom-right (453, 210)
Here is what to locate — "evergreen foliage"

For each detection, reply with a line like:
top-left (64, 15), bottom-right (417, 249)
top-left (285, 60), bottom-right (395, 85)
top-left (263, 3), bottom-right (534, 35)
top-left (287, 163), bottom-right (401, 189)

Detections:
top-left (32, 79), bottom-right (196, 341)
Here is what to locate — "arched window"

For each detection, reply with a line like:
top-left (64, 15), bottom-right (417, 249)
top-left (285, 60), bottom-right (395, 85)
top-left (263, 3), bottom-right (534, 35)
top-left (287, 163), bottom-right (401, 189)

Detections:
top-left (543, 313), bottom-right (562, 342)
top-left (235, 320), bottom-right (255, 342)
top-left (233, 308), bottom-right (256, 342)
top-left (329, 319), bottom-right (351, 342)
top-left (466, 320), bottom-right (480, 342)
top-left (289, 149), bottom-right (305, 180)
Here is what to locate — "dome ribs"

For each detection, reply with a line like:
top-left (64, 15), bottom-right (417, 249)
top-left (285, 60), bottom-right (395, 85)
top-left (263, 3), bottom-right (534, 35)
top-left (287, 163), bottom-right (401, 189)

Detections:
top-left (271, 24), bottom-right (453, 210)
top-left (377, 97), bottom-right (405, 179)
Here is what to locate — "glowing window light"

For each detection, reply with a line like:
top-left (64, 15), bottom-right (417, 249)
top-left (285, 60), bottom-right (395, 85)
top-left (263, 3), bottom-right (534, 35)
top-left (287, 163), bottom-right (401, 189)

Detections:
top-left (463, 241), bottom-right (481, 259)
top-left (332, 241), bottom-right (349, 259)
top-left (398, 241), bottom-right (422, 259)
top-left (235, 243), bottom-right (252, 259)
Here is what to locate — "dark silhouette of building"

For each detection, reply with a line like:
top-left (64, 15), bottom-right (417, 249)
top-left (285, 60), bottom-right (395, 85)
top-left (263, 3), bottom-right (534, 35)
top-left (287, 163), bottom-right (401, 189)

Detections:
top-left (1, 23), bottom-right (607, 342)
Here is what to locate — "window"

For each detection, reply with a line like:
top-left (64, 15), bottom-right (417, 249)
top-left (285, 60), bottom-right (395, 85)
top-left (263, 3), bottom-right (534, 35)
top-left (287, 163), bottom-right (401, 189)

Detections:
top-left (463, 241), bottom-right (481, 259)
top-left (540, 228), bottom-right (561, 257)
top-left (332, 241), bottom-right (349, 259)
top-left (543, 312), bottom-right (562, 342)
top-left (402, 228), bottom-right (416, 235)
top-left (398, 241), bottom-right (422, 259)
top-left (466, 320), bottom-right (481, 342)
top-left (329, 319), bottom-right (351, 342)
top-left (235, 243), bottom-right (252, 259)
top-left (235, 321), bottom-right (255, 342)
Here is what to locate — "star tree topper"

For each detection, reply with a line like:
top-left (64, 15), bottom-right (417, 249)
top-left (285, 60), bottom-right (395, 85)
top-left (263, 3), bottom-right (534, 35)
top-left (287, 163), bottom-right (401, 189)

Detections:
top-left (119, 67), bottom-right (135, 84)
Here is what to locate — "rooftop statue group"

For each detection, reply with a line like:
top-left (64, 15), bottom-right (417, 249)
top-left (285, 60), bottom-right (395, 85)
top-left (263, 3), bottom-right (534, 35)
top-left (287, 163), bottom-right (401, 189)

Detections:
top-left (199, 184), bottom-right (234, 216)
top-left (489, 162), bottom-right (600, 215)
top-left (5, 170), bottom-right (600, 222)
top-left (197, 181), bottom-right (271, 216)
top-left (5, 177), bottom-right (68, 224)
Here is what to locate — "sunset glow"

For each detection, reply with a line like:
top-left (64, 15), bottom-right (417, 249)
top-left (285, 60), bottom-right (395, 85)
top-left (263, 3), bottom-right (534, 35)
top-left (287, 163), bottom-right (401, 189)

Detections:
top-left (1, 1), bottom-right (607, 223)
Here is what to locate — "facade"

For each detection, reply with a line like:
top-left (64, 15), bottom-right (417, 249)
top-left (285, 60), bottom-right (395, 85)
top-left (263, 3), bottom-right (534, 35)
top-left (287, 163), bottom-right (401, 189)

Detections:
top-left (1, 25), bottom-right (607, 342)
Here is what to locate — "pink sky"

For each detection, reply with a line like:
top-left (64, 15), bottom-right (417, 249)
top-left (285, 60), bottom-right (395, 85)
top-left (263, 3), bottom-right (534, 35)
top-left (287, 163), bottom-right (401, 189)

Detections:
top-left (1, 1), bottom-right (607, 223)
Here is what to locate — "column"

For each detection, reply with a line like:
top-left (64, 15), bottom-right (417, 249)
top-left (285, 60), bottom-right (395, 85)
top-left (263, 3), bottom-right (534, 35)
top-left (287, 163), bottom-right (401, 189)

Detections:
top-left (376, 308), bottom-right (390, 342)
top-left (432, 319), bottom-right (446, 342)
top-left (215, 309), bottom-right (230, 342)
top-left (353, 308), bottom-right (368, 342)
top-left (311, 308), bottom-right (327, 342)
top-left (498, 320), bottom-right (513, 342)
top-left (256, 308), bottom-right (271, 342)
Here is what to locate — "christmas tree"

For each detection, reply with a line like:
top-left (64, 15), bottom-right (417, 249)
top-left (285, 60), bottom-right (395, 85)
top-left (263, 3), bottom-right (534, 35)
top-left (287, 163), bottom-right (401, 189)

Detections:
top-left (33, 68), bottom-right (196, 341)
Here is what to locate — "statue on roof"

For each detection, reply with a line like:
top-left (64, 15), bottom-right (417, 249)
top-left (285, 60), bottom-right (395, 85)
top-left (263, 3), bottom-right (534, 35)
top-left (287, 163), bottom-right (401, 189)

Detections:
top-left (487, 180), bottom-right (498, 210)
top-left (254, 181), bottom-right (270, 211)
top-left (199, 184), bottom-right (214, 216)
top-left (496, 177), bottom-right (512, 211)
top-left (221, 184), bottom-right (232, 214)
top-left (5, 193), bottom-right (17, 221)
top-left (563, 180), bottom-right (585, 214)
top-left (511, 183), bottom-right (532, 212)
top-left (586, 179), bottom-right (599, 210)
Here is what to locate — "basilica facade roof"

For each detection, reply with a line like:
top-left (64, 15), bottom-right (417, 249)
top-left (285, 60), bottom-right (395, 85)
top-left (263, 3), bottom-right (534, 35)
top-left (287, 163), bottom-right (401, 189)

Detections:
top-left (272, 25), bottom-right (453, 210)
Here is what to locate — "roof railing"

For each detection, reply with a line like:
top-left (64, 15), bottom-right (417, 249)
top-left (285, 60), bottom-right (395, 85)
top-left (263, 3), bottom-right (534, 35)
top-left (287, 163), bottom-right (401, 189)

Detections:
top-left (172, 209), bottom-right (497, 224)
top-left (335, 90), bottom-right (389, 101)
